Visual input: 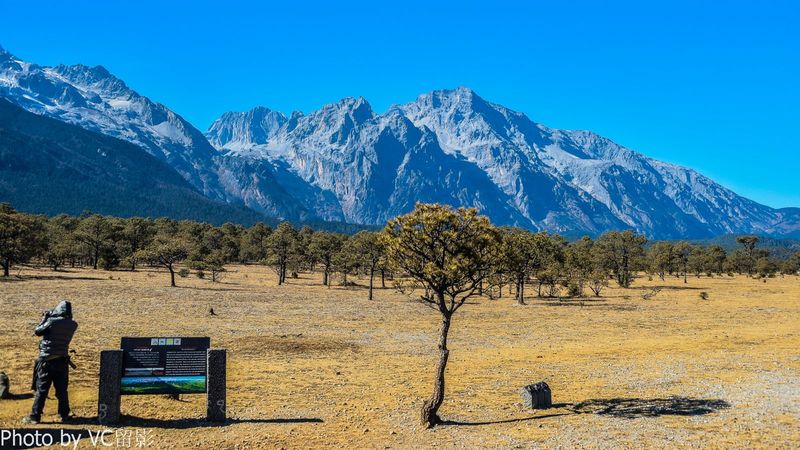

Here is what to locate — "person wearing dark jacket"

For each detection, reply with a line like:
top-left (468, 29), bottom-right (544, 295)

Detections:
top-left (22, 300), bottom-right (78, 424)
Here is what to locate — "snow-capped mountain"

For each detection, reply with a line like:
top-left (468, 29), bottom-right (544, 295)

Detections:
top-left (1, 45), bottom-right (796, 237)
top-left (0, 45), bottom-right (226, 199)
top-left (207, 87), bottom-right (799, 238)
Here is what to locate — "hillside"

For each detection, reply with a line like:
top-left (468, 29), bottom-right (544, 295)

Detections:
top-left (0, 98), bottom-right (270, 225)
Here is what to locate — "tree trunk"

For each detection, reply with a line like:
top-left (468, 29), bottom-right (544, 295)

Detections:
top-left (93, 248), bottom-right (99, 270)
top-left (516, 277), bottom-right (525, 305)
top-left (2, 258), bottom-right (9, 277)
top-left (421, 311), bottom-right (451, 428)
top-left (368, 267), bottom-right (374, 300)
top-left (169, 265), bottom-right (176, 287)
top-left (323, 270), bottom-right (328, 287)
top-left (381, 269), bottom-right (386, 288)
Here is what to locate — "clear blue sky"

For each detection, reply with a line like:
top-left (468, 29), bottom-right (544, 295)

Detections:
top-left (2, 0), bottom-right (798, 208)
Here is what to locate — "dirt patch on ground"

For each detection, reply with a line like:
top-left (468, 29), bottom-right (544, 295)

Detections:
top-left (232, 334), bottom-right (360, 356)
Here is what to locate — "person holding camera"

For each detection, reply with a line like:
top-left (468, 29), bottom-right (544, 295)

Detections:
top-left (22, 300), bottom-right (78, 424)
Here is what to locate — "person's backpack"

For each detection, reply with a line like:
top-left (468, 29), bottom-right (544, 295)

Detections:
top-left (0, 372), bottom-right (9, 399)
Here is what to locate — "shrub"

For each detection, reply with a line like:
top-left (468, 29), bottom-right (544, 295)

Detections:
top-left (566, 282), bottom-right (582, 297)
top-left (699, 291), bottom-right (709, 300)
top-left (178, 268), bottom-right (190, 278)
top-left (100, 257), bottom-right (119, 271)
top-left (196, 270), bottom-right (205, 279)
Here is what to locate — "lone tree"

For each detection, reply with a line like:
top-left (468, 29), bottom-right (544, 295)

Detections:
top-left (137, 235), bottom-right (189, 287)
top-left (381, 203), bottom-right (500, 428)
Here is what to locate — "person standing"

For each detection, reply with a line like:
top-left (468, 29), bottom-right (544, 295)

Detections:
top-left (22, 300), bottom-right (78, 424)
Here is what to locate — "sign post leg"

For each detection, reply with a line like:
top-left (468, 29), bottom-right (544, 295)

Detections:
top-left (207, 349), bottom-right (226, 422)
top-left (98, 350), bottom-right (122, 425)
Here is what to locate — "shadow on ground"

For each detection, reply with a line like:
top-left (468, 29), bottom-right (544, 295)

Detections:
top-left (175, 285), bottom-right (248, 292)
top-left (117, 415), bottom-right (324, 429)
top-left (442, 396), bottom-right (729, 426)
top-left (536, 298), bottom-right (638, 311)
top-left (646, 285), bottom-right (706, 291)
top-left (441, 412), bottom-right (572, 426)
top-left (0, 274), bottom-right (106, 283)
top-left (2, 393), bottom-right (34, 400)
top-left (570, 396), bottom-right (731, 418)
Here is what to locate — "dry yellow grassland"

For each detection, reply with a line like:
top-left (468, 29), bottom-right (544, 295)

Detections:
top-left (1, 265), bottom-right (798, 449)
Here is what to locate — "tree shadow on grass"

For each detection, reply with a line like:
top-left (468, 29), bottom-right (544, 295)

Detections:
top-left (645, 285), bottom-right (706, 291)
top-left (441, 412), bottom-right (572, 426)
top-left (116, 415), bottom-right (323, 429)
top-left (174, 285), bottom-right (247, 292)
top-left (536, 299), bottom-right (638, 311)
top-left (569, 396), bottom-right (731, 418)
top-left (0, 274), bottom-right (105, 283)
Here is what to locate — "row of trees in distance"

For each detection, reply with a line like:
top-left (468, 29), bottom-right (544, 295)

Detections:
top-left (1, 203), bottom-right (798, 295)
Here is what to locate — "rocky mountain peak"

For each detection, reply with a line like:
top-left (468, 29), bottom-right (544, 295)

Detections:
top-left (206, 106), bottom-right (288, 148)
top-left (2, 43), bottom-right (797, 238)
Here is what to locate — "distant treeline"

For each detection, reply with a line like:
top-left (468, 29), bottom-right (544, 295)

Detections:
top-left (1, 203), bottom-right (798, 299)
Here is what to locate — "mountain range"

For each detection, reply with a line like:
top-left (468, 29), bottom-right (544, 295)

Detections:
top-left (1, 45), bottom-right (798, 238)
top-left (0, 97), bottom-right (270, 225)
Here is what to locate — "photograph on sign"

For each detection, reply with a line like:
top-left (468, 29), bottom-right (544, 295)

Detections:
top-left (120, 337), bottom-right (210, 395)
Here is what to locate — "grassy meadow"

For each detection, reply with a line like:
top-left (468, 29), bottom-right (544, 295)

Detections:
top-left (0, 264), bottom-right (798, 448)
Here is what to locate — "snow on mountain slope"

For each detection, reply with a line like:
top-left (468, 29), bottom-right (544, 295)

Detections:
top-left (1, 44), bottom-right (794, 237)
top-left (0, 46), bottom-right (227, 199)
top-left (208, 87), bottom-right (797, 238)
top-left (209, 98), bottom-right (528, 226)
